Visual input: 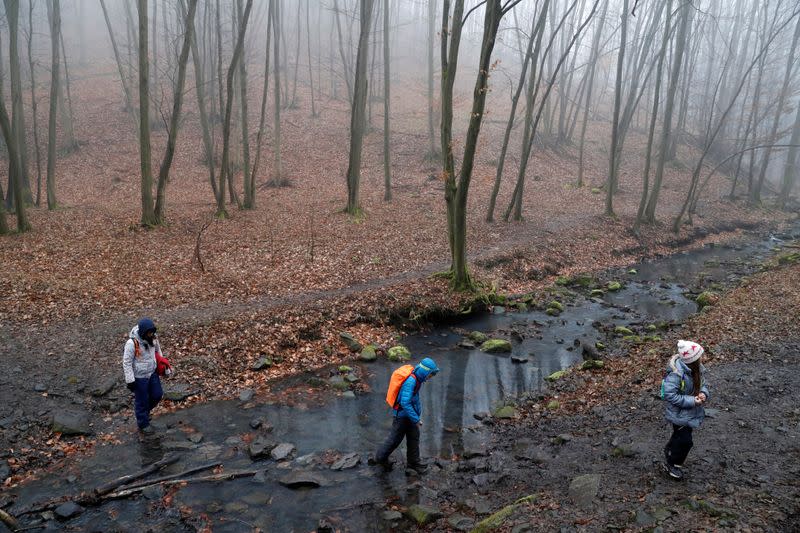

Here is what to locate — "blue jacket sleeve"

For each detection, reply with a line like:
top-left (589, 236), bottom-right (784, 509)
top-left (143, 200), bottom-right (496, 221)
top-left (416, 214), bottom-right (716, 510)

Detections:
top-left (663, 372), bottom-right (696, 409)
top-left (398, 375), bottom-right (420, 423)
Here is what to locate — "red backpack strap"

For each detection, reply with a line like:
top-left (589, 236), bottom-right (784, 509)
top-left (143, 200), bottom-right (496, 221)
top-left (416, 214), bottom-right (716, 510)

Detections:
top-left (133, 338), bottom-right (141, 359)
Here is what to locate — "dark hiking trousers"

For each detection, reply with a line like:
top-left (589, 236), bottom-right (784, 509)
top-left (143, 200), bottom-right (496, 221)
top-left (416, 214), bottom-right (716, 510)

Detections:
top-left (375, 416), bottom-right (420, 466)
top-left (664, 424), bottom-right (693, 466)
top-left (133, 373), bottom-right (163, 429)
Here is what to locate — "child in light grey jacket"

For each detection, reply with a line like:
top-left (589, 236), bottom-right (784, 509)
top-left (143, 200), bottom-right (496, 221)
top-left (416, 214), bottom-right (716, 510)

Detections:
top-left (661, 340), bottom-right (710, 480)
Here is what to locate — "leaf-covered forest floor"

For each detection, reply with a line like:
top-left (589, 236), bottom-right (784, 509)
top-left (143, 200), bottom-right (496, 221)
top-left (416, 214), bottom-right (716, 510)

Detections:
top-left (0, 61), bottom-right (797, 499)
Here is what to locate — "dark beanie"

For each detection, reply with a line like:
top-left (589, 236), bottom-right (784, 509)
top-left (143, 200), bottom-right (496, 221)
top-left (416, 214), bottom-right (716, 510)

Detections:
top-left (138, 317), bottom-right (157, 336)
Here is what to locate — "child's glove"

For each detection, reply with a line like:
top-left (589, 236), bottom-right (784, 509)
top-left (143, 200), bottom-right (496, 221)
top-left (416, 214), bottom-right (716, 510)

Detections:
top-left (164, 367), bottom-right (173, 378)
top-left (127, 382), bottom-right (136, 392)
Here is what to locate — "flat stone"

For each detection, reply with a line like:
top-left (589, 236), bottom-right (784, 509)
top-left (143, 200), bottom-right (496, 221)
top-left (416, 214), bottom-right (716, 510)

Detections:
top-left (342, 391), bottom-right (356, 399)
top-left (492, 306), bottom-right (507, 314)
top-left (635, 510), bottom-right (655, 526)
top-left (251, 357), bottom-right (273, 371)
top-left (513, 442), bottom-right (549, 464)
top-left (34, 383), bottom-right (47, 392)
top-left (162, 441), bottom-right (196, 452)
top-left (248, 436), bottom-right (274, 459)
top-left (466, 498), bottom-right (493, 515)
top-left (448, 513), bottom-right (474, 531)
top-left (569, 474), bottom-right (600, 507)
top-left (91, 377), bottom-right (117, 397)
top-left (54, 502), bottom-right (84, 520)
top-left (239, 389), bottom-right (255, 402)
top-left (52, 410), bottom-right (92, 436)
top-left (328, 376), bottom-right (350, 391)
top-left (163, 385), bottom-right (194, 402)
top-left (511, 355), bottom-right (529, 364)
top-left (249, 418), bottom-right (263, 429)
top-left (705, 408), bottom-right (719, 418)
top-left (405, 504), bottom-right (443, 526)
top-left (331, 452), bottom-right (360, 470)
top-left (339, 332), bottom-right (363, 352)
top-left (188, 433), bottom-right (204, 444)
top-left (382, 510), bottom-right (402, 521)
top-left (271, 442), bottom-right (296, 461)
top-left (278, 471), bottom-right (329, 489)
top-left (458, 339), bottom-right (477, 349)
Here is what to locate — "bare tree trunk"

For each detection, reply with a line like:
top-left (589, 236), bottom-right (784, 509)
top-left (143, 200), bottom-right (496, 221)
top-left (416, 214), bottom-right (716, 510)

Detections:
top-left (217, 0), bottom-right (254, 217)
top-left (137, 0), bottom-right (156, 226)
top-left (26, 0), bottom-right (44, 207)
top-left (382, 0), bottom-right (391, 201)
top-left (576, 0), bottom-right (608, 187)
top-left (272, 0), bottom-right (282, 179)
top-left (752, 13), bottom-right (800, 205)
top-left (237, 0), bottom-right (252, 208)
top-left (604, 0), bottom-right (629, 217)
top-left (250, 0), bottom-right (273, 201)
top-left (58, 28), bottom-right (77, 152)
top-left (333, 0), bottom-right (353, 104)
top-left (345, 0), bottom-right (375, 216)
top-left (779, 103), bottom-right (800, 209)
top-left (4, 0), bottom-right (32, 209)
top-left (634, 0), bottom-right (672, 233)
top-left (154, 0), bottom-right (199, 223)
top-left (305, 0), bottom-right (317, 117)
top-left (289, 0), bottom-right (301, 108)
top-left (643, 0), bottom-right (690, 224)
top-left (46, 0), bottom-right (61, 210)
top-left (152, 0), bottom-right (159, 107)
top-left (99, 0), bottom-right (136, 118)
top-left (486, 0), bottom-right (549, 222)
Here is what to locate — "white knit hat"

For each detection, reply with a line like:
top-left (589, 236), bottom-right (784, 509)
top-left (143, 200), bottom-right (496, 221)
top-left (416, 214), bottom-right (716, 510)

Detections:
top-left (677, 340), bottom-right (704, 364)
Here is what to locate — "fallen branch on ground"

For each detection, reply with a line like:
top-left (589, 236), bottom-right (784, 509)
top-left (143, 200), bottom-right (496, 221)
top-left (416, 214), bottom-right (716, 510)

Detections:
top-left (106, 469), bottom-right (259, 499)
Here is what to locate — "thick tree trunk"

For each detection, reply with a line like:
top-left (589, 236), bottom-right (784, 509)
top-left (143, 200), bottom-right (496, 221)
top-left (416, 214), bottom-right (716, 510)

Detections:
top-left (779, 103), bottom-right (800, 210)
top-left (250, 0), bottom-right (274, 200)
top-left (272, 0), bottom-right (283, 180)
top-left (306, 0), bottom-right (317, 117)
top-left (46, 0), bottom-right (62, 210)
top-left (26, 0), bottom-right (44, 207)
top-left (58, 29), bottom-right (77, 152)
top-left (238, 0), bottom-right (253, 208)
top-left (345, 0), bottom-right (375, 216)
top-left (4, 0), bottom-right (32, 209)
top-left (427, 0), bottom-right (437, 158)
top-left (154, 0), bottom-right (199, 223)
top-left (333, 0), bottom-right (353, 104)
top-left (0, 86), bottom-right (27, 232)
top-left (137, 0), bottom-right (156, 226)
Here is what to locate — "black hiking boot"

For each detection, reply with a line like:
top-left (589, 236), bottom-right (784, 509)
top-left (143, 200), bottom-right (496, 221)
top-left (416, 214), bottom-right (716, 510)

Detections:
top-left (139, 425), bottom-right (156, 435)
top-left (661, 462), bottom-right (683, 480)
top-left (406, 462), bottom-right (428, 475)
top-left (368, 456), bottom-right (394, 472)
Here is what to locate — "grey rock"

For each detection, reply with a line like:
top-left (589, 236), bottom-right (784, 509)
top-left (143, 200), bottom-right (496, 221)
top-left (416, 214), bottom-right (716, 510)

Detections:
top-left (635, 510), bottom-right (655, 526)
top-left (278, 471), bottom-right (329, 489)
top-left (295, 453), bottom-right (318, 466)
top-left (569, 474), bottom-right (600, 507)
top-left (249, 418), bottom-right (263, 429)
top-left (458, 339), bottom-right (477, 349)
top-left (473, 412), bottom-right (490, 421)
top-left (513, 441), bottom-right (549, 464)
top-left (466, 498), bottom-right (493, 515)
top-left (162, 441), bottom-right (196, 452)
top-left (331, 452), bottom-right (360, 470)
top-left (511, 355), bottom-right (529, 364)
top-left (552, 433), bottom-right (573, 445)
top-left (0, 460), bottom-right (9, 481)
top-left (239, 389), bottom-right (255, 402)
top-left (344, 373), bottom-right (360, 383)
top-left (251, 357), bottom-right (273, 371)
top-left (447, 514), bottom-right (474, 531)
top-left (34, 383), bottom-right (47, 392)
top-left (163, 385), bottom-right (194, 402)
top-left (462, 430), bottom-right (490, 458)
top-left (142, 485), bottom-right (165, 500)
top-left (492, 306), bottom-right (507, 314)
top-left (248, 436), bottom-right (274, 459)
top-left (188, 433), bottom-right (204, 444)
top-left (382, 510), bottom-right (403, 521)
top-left (91, 377), bottom-right (117, 397)
top-left (339, 332), bottom-right (363, 352)
top-left (271, 442), bottom-right (296, 461)
top-left (52, 410), bottom-right (92, 436)
top-left (328, 375), bottom-right (350, 391)
top-left (704, 408), bottom-right (719, 418)
top-left (54, 502), bottom-right (84, 520)
top-left (342, 391), bottom-right (356, 399)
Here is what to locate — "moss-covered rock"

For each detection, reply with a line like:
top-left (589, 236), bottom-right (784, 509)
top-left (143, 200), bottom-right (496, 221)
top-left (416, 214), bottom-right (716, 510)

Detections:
top-left (480, 339), bottom-right (513, 353)
top-left (555, 276), bottom-right (571, 286)
top-left (580, 360), bottom-right (605, 370)
top-left (591, 187), bottom-right (602, 194)
top-left (695, 291), bottom-right (719, 309)
top-left (595, 341), bottom-right (606, 351)
top-left (628, 268), bottom-right (638, 275)
top-left (777, 251), bottom-right (800, 265)
top-left (545, 369), bottom-right (568, 381)
top-left (470, 495), bottom-right (536, 533)
top-left (607, 281), bottom-right (622, 291)
top-left (545, 307), bottom-right (561, 316)
top-left (387, 345), bottom-right (411, 361)
top-left (338, 365), bottom-right (353, 373)
top-left (623, 335), bottom-right (643, 344)
top-left (547, 400), bottom-right (560, 410)
top-left (614, 326), bottom-right (634, 336)
top-left (468, 331), bottom-right (489, 343)
top-left (493, 405), bottom-right (518, 419)
top-left (590, 289), bottom-right (605, 297)
top-left (548, 301), bottom-right (564, 312)
top-left (515, 302), bottom-right (528, 312)
top-left (404, 505), bottom-right (443, 526)
top-left (359, 345), bottom-right (377, 362)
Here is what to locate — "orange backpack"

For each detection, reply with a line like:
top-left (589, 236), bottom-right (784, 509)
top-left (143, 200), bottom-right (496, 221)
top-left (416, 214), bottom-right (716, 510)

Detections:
top-left (385, 365), bottom-right (418, 409)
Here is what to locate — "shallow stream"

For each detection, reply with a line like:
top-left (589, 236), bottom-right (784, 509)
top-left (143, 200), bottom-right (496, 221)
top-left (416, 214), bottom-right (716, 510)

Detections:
top-left (7, 227), bottom-right (798, 532)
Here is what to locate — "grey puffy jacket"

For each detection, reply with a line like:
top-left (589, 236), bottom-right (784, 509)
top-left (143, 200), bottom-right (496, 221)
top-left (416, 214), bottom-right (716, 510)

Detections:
top-left (663, 355), bottom-right (710, 428)
top-left (122, 326), bottom-right (160, 383)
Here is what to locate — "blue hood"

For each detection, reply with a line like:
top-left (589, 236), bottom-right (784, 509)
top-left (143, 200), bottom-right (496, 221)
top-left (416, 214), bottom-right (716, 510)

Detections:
top-left (137, 317), bottom-right (157, 338)
top-left (414, 357), bottom-right (440, 381)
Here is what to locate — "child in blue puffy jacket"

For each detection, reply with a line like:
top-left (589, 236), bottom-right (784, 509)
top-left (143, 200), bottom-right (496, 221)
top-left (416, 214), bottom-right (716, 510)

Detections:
top-left (661, 340), bottom-right (710, 480)
top-left (374, 357), bottom-right (440, 474)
